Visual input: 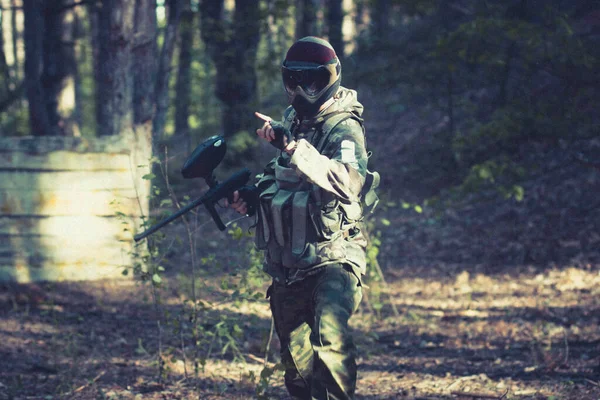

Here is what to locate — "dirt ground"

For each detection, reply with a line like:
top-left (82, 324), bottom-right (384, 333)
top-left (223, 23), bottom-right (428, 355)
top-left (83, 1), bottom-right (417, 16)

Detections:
top-left (1, 252), bottom-right (599, 399)
top-left (2, 90), bottom-right (599, 399)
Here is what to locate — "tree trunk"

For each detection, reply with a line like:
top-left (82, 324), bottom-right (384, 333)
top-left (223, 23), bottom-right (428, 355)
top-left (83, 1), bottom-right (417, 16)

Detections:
top-left (296, 0), bottom-right (318, 39)
top-left (133, 0), bottom-right (158, 126)
top-left (354, 0), bottom-right (365, 31)
top-left (175, 0), bottom-right (193, 152)
top-left (326, 0), bottom-right (344, 58)
top-left (10, 0), bottom-right (18, 80)
top-left (42, 0), bottom-right (78, 135)
top-left (0, 5), bottom-right (10, 93)
top-left (200, 0), bottom-right (261, 138)
top-left (87, 1), bottom-right (99, 135)
top-left (131, 0), bottom-right (157, 214)
top-left (0, 0), bottom-right (9, 86)
top-left (153, 0), bottom-right (181, 141)
top-left (371, 0), bottom-right (390, 43)
top-left (72, 6), bottom-right (84, 135)
top-left (95, 0), bottom-right (135, 136)
top-left (23, 0), bottom-right (52, 136)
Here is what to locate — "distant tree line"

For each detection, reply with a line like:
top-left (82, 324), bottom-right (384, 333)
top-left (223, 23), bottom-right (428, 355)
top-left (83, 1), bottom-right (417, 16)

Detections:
top-left (355, 0), bottom-right (599, 200)
top-left (0, 0), bottom-right (358, 144)
top-left (0, 1), bottom-right (597, 200)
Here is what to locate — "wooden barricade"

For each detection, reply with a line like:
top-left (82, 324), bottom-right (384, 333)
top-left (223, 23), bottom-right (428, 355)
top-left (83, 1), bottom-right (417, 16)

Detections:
top-left (0, 134), bottom-right (151, 282)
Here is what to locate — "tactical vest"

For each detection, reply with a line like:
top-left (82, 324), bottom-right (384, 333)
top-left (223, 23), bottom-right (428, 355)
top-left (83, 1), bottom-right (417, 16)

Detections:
top-left (255, 108), bottom-right (379, 271)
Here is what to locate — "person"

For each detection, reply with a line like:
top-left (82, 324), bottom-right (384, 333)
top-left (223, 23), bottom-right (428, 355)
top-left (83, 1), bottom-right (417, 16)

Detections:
top-left (228, 36), bottom-right (377, 400)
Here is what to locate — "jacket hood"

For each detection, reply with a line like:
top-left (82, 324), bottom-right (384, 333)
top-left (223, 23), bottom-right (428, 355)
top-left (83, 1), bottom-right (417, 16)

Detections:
top-left (303, 86), bottom-right (363, 125)
top-left (330, 86), bottom-right (364, 117)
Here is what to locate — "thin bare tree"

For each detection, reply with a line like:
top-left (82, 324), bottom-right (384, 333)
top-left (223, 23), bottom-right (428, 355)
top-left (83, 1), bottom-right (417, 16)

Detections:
top-left (200, 0), bottom-right (261, 138)
top-left (174, 0), bottom-right (193, 152)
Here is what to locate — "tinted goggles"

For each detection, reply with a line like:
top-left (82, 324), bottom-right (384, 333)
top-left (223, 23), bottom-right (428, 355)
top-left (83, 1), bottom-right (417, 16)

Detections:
top-left (281, 65), bottom-right (334, 97)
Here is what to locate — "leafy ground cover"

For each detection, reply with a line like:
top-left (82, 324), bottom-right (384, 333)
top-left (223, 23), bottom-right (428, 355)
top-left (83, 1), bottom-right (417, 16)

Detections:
top-left (1, 255), bottom-right (599, 399)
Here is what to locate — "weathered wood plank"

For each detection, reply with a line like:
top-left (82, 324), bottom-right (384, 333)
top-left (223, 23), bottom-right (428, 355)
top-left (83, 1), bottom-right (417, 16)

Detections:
top-left (0, 132), bottom-right (152, 282)
top-left (0, 189), bottom-right (143, 216)
top-left (0, 135), bottom-right (134, 154)
top-left (0, 263), bottom-right (130, 283)
top-left (0, 239), bottom-right (133, 273)
top-left (0, 237), bottom-right (132, 257)
top-left (0, 151), bottom-right (132, 171)
top-left (0, 215), bottom-right (137, 241)
top-left (0, 170), bottom-right (139, 191)
top-left (0, 221), bottom-right (142, 283)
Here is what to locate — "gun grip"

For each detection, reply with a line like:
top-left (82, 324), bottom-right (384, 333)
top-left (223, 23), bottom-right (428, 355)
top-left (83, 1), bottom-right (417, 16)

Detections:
top-left (238, 185), bottom-right (259, 217)
top-left (205, 202), bottom-right (226, 231)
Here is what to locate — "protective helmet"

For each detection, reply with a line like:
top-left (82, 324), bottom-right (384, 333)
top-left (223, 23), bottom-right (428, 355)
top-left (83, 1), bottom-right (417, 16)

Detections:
top-left (281, 36), bottom-right (342, 117)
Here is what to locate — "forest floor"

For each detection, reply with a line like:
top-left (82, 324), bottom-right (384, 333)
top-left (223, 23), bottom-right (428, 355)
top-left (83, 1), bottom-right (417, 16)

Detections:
top-left (0, 258), bottom-right (599, 400)
top-left (2, 89), bottom-right (600, 399)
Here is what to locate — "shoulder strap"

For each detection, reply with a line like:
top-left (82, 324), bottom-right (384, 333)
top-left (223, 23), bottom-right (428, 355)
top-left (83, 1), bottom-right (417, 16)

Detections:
top-left (315, 110), bottom-right (380, 214)
top-left (282, 107), bottom-right (296, 132)
top-left (315, 110), bottom-right (363, 153)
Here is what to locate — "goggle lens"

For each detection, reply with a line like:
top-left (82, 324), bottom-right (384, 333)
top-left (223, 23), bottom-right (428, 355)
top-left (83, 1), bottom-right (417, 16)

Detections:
top-left (282, 67), bottom-right (331, 96)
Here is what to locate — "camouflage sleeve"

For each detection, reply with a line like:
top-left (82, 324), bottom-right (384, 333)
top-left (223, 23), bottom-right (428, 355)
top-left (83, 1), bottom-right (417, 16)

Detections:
top-left (289, 119), bottom-right (367, 203)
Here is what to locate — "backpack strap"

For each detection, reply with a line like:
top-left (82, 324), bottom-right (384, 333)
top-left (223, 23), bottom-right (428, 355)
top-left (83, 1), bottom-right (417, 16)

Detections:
top-left (282, 106), bottom-right (297, 132)
top-left (315, 110), bottom-right (363, 153)
top-left (315, 110), bottom-right (380, 214)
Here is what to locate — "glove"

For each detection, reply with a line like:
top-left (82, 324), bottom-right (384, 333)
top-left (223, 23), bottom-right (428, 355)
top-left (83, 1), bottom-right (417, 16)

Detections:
top-left (268, 121), bottom-right (293, 151)
top-left (237, 185), bottom-right (259, 216)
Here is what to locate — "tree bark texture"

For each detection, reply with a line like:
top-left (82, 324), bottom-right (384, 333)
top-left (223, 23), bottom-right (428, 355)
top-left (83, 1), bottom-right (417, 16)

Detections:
top-left (200, 0), bottom-right (261, 138)
top-left (72, 6), bottom-right (84, 134)
top-left (174, 0), bottom-right (193, 151)
top-left (87, 1), bottom-right (99, 134)
top-left (10, 0), bottom-right (18, 80)
top-left (131, 0), bottom-right (157, 201)
top-left (96, 0), bottom-right (135, 136)
top-left (42, 0), bottom-right (78, 135)
top-left (133, 0), bottom-right (158, 126)
top-left (0, 1), bottom-right (10, 90)
top-left (153, 0), bottom-right (181, 141)
top-left (0, 6), bottom-right (10, 94)
top-left (23, 0), bottom-right (52, 136)
top-left (326, 0), bottom-right (344, 58)
top-left (371, 0), bottom-right (390, 42)
top-left (296, 0), bottom-right (318, 39)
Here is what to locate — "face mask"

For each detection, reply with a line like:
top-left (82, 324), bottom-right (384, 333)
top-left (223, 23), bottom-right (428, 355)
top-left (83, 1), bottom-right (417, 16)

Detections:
top-left (288, 77), bottom-right (341, 118)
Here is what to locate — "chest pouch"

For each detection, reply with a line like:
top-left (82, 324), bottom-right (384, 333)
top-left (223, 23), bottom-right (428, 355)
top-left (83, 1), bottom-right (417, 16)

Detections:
top-left (257, 160), bottom-right (315, 257)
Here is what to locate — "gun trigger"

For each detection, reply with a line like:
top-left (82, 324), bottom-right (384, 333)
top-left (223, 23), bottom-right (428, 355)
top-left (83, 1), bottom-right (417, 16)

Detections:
top-left (205, 203), bottom-right (226, 231)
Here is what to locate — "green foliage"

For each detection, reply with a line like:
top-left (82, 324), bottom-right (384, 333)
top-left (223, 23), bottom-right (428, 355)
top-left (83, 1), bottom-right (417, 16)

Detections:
top-left (253, 362), bottom-right (285, 400)
top-left (224, 130), bottom-right (260, 163)
top-left (0, 104), bottom-right (28, 136)
top-left (355, 0), bottom-right (599, 203)
top-left (226, 224), bottom-right (270, 300)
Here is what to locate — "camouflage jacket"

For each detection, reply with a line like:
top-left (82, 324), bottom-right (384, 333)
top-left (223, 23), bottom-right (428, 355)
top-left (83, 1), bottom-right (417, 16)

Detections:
top-left (255, 87), bottom-right (369, 285)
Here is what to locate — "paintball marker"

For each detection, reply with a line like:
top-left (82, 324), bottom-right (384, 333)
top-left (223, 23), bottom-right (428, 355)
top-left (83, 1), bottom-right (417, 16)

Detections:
top-left (133, 135), bottom-right (256, 242)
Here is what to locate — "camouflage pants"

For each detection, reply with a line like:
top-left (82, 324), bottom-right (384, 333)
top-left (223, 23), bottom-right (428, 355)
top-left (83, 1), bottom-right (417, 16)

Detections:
top-left (268, 264), bottom-right (363, 400)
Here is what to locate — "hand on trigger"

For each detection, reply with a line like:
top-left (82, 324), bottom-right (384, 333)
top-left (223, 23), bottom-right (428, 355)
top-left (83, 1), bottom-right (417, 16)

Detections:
top-left (225, 190), bottom-right (248, 215)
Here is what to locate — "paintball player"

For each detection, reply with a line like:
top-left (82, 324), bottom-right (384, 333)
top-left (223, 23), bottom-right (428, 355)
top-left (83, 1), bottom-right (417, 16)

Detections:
top-left (228, 36), bottom-right (377, 399)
